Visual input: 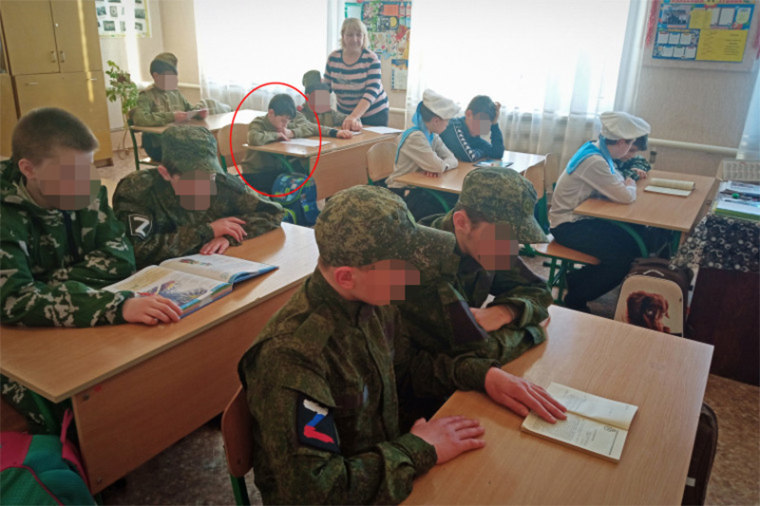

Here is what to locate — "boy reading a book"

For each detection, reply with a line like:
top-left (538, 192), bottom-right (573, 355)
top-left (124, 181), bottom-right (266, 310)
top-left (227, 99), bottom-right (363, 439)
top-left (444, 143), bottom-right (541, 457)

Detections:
top-left (549, 111), bottom-right (662, 312)
top-left (1, 108), bottom-right (182, 430)
top-left (241, 93), bottom-right (352, 193)
top-left (238, 185), bottom-right (565, 504)
top-left (131, 52), bottom-right (208, 162)
top-left (440, 95), bottom-right (505, 162)
top-left (113, 125), bottom-right (284, 268)
top-left (387, 89), bottom-right (460, 219)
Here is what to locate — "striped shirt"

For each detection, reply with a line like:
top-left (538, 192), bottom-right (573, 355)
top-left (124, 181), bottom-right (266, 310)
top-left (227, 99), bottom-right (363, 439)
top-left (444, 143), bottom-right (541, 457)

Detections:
top-left (324, 48), bottom-right (389, 119)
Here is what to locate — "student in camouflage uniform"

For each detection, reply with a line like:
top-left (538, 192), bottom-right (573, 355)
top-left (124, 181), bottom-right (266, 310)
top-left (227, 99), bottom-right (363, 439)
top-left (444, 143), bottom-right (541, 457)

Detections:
top-left (241, 93), bottom-right (352, 193)
top-left (112, 125), bottom-right (284, 268)
top-left (298, 70), bottom-right (352, 128)
top-left (238, 185), bottom-right (565, 504)
top-left (1, 108), bottom-right (182, 431)
top-left (131, 52), bottom-right (208, 161)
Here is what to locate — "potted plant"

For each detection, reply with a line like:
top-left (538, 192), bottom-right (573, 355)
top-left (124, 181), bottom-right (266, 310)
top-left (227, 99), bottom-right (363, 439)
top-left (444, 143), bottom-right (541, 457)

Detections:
top-left (104, 60), bottom-right (139, 153)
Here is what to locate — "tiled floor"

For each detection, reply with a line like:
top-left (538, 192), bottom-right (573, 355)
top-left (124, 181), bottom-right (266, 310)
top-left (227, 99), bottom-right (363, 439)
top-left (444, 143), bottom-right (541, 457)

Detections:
top-left (85, 150), bottom-right (760, 504)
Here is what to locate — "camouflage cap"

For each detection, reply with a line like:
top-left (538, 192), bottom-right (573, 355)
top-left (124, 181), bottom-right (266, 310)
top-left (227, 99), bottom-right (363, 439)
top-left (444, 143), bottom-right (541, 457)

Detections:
top-left (302, 70), bottom-right (326, 94)
top-left (316, 186), bottom-right (456, 281)
top-left (160, 125), bottom-right (222, 175)
top-left (150, 52), bottom-right (178, 74)
top-left (459, 167), bottom-right (548, 243)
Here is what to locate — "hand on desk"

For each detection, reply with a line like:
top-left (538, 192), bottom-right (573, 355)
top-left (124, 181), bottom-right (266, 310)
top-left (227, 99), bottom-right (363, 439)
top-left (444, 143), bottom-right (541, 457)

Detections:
top-left (342, 116), bottom-right (362, 132)
top-left (632, 168), bottom-right (647, 180)
top-left (194, 108), bottom-right (209, 120)
top-left (276, 128), bottom-right (294, 142)
top-left (470, 305), bottom-right (515, 332)
top-left (422, 171), bottom-right (440, 178)
top-left (484, 368), bottom-right (566, 423)
top-left (336, 129), bottom-right (353, 139)
top-left (410, 415), bottom-right (485, 464)
top-left (122, 295), bottom-right (182, 325)
top-left (200, 236), bottom-right (230, 255)
top-left (210, 217), bottom-right (247, 242)
top-left (173, 111), bottom-right (189, 123)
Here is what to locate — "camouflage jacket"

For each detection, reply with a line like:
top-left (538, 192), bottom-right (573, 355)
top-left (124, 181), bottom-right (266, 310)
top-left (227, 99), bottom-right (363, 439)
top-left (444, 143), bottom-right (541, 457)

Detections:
top-left (0, 160), bottom-right (136, 327)
top-left (131, 86), bottom-right (195, 126)
top-left (112, 169), bottom-right (284, 268)
top-left (299, 104), bottom-right (348, 128)
top-left (241, 112), bottom-right (336, 174)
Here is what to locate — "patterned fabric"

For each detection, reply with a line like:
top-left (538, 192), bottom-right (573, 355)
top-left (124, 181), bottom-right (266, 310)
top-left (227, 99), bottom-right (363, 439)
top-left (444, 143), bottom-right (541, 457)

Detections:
top-left (131, 86), bottom-right (195, 126)
top-left (324, 48), bottom-right (389, 119)
top-left (440, 116), bottom-right (505, 162)
top-left (671, 214), bottom-right (760, 273)
top-left (299, 104), bottom-right (348, 128)
top-left (0, 160), bottom-right (135, 327)
top-left (613, 155), bottom-right (652, 181)
top-left (161, 125), bottom-right (224, 174)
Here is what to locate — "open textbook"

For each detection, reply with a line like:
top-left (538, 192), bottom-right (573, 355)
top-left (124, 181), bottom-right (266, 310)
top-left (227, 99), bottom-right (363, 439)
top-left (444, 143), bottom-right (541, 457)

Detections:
top-left (644, 178), bottom-right (695, 197)
top-left (521, 383), bottom-right (638, 462)
top-left (104, 254), bottom-right (277, 316)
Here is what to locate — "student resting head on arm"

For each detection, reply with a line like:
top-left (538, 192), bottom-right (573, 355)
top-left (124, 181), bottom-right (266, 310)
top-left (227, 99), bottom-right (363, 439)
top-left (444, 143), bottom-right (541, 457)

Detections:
top-left (440, 95), bottom-right (505, 162)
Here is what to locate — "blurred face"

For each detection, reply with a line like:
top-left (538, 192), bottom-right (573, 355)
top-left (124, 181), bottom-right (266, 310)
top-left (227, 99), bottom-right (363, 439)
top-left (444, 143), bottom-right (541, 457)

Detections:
top-left (342, 28), bottom-right (364, 52)
top-left (267, 111), bottom-right (291, 132)
top-left (428, 116), bottom-right (450, 135)
top-left (161, 168), bottom-right (217, 210)
top-left (20, 147), bottom-right (99, 210)
top-left (465, 111), bottom-right (491, 137)
top-left (455, 211), bottom-right (519, 271)
top-left (619, 143), bottom-right (641, 161)
top-left (607, 139), bottom-right (634, 159)
top-left (309, 90), bottom-right (331, 114)
top-left (153, 72), bottom-right (178, 91)
top-left (350, 259), bottom-right (421, 306)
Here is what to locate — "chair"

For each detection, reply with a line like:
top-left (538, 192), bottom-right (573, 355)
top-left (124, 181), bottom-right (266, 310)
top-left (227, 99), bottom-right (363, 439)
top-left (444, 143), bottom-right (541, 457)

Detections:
top-left (366, 141), bottom-right (396, 184)
top-left (126, 114), bottom-right (160, 170)
top-left (521, 156), bottom-right (600, 304)
top-left (221, 386), bottom-right (254, 506)
top-left (216, 123), bottom-right (249, 174)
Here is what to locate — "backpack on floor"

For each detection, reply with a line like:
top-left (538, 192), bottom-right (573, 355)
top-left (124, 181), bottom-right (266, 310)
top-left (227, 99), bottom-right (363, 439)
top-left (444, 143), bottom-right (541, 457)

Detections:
top-left (271, 173), bottom-right (319, 226)
top-left (0, 409), bottom-right (95, 505)
top-left (682, 403), bottom-right (718, 506)
top-left (614, 258), bottom-right (693, 336)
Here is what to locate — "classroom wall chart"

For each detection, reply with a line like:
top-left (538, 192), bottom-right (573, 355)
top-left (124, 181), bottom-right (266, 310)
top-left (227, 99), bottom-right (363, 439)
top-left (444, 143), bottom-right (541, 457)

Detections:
top-left (96, 0), bottom-right (151, 38)
top-left (653, 0), bottom-right (755, 62)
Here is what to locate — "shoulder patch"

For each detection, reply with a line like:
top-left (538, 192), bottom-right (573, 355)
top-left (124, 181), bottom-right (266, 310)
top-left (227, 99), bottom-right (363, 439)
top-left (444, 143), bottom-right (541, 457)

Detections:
top-left (128, 214), bottom-right (153, 239)
top-left (297, 394), bottom-right (340, 453)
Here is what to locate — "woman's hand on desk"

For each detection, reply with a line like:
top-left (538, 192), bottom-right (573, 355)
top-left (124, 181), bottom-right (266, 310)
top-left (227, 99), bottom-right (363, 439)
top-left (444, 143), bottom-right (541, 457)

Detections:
top-left (122, 295), bottom-right (182, 325)
top-left (410, 415), bottom-right (485, 464)
top-left (484, 368), bottom-right (567, 423)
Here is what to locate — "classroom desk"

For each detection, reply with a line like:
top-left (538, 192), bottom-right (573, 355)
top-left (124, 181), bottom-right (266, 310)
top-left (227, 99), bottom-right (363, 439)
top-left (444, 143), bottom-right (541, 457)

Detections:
top-left (245, 130), bottom-right (400, 200)
top-left (0, 223), bottom-right (317, 493)
top-left (404, 305), bottom-right (713, 505)
top-left (393, 151), bottom-right (547, 194)
top-left (130, 109), bottom-right (265, 135)
top-left (574, 169), bottom-right (717, 254)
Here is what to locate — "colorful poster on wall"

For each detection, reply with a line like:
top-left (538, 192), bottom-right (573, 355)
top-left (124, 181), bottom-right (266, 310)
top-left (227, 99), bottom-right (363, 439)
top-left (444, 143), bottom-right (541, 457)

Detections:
top-left (345, 1), bottom-right (411, 61)
top-left (96, 0), bottom-right (151, 38)
top-left (391, 58), bottom-right (408, 90)
top-left (652, 0), bottom-right (754, 62)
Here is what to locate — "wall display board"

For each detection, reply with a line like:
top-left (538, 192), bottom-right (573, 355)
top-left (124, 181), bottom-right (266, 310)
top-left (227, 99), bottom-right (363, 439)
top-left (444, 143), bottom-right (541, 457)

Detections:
top-left (96, 0), bottom-right (150, 38)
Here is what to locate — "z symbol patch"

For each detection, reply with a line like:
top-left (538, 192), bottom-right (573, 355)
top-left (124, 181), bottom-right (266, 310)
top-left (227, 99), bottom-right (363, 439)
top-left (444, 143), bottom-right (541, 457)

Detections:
top-left (128, 214), bottom-right (152, 240)
top-left (297, 394), bottom-right (340, 453)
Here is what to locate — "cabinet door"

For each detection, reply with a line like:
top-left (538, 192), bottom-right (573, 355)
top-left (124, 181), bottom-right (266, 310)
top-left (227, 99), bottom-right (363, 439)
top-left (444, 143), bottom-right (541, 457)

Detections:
top-left (0, 73), bottom-right (17, 157)
top-left (0, 1), bottom-right (60, 75)
top-left (51, 0), bottom-right (102, 73)
top-left (15, 72), bottom-right (113, 163)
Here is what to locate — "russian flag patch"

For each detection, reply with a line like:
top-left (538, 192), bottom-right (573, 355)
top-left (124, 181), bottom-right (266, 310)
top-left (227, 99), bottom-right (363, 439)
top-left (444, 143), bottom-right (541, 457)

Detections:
top-left (297, 394), bottom-right (340, 453)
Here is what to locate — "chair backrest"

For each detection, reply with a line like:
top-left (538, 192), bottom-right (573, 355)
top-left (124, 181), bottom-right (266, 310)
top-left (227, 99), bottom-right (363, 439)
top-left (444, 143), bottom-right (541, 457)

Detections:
top-left (216, 124), bottom-right (249, 174)
top-left (366, 141), bottom-right (397, 183)
top-left (524, 155), bottom-right (550, 232)
top-left (221, 386), bottom-right (254, 479)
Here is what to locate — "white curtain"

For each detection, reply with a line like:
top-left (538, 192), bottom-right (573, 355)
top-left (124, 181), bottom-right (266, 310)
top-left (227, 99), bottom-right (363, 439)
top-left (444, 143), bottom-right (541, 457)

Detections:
top-left (405, 0), bottom-right (641, 181)
top-left (738, 70), bottom-right (760, 160)
top-left (193, 0), bottom-right (336, 111)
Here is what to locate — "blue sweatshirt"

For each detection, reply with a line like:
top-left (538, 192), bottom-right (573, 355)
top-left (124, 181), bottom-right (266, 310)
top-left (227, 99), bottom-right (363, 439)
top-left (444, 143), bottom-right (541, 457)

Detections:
top-left (440, 116), bottom-right (505, 162)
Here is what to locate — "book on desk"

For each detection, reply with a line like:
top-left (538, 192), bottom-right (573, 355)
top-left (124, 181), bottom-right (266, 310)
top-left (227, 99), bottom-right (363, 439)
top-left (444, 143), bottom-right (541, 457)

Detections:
top-left (104, 254), bottom-right (277, 317)
top-left (644, 177), bottom-right (695, 197)
top-left (474, 159), bottom-right (514, 169)
top-left (521, 382), bottom-right (638, 462)
top-left (713, 181), bottom-right (760, 221)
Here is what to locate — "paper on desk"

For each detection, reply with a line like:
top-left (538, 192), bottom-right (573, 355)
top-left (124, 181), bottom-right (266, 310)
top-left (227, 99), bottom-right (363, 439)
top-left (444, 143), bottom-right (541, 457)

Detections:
top-left (284, 138), bottom-right (331, 147)
top-left (364, 126), bottom-right (403, 134)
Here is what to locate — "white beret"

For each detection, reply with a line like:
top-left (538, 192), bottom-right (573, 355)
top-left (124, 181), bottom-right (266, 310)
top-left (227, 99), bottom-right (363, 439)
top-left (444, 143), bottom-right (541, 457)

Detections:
top-left (600, 111), bottom-right (651, 140)
top-left (422, 89), bottom-right (459, 120)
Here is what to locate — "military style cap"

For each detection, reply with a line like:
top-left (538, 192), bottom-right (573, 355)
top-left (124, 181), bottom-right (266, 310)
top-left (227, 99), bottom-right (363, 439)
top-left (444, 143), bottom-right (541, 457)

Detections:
top-left (600, 111), bottom-right (650, 141)
top-left (302, 70), bottom-right (327, 94)
top-left (422, 89), bottom-right (459, 120)
top-left (161, 125), bottom-right (222, 175)
top-left (150, 52), bottom-right (178, 74)
top-left (459, 167), bottom-right (548, 243)
top-left (316, 186), bottom-right (456, 280)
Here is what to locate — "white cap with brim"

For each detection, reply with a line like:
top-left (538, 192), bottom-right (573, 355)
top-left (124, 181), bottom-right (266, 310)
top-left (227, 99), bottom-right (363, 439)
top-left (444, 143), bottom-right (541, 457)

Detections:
top-left (600, 111), bottom-right (651, 140)
top-left (422, 89), bottom-right (459, 120)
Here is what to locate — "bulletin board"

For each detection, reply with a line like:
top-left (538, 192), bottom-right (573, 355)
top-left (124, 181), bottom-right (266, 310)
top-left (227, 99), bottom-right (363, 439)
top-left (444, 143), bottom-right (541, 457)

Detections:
top-left (345, 1), bottom-right (411, 90)
top-left (96, 0), bottom-right (151, 38)
top-left (645, 0), bottom-right (760, 71)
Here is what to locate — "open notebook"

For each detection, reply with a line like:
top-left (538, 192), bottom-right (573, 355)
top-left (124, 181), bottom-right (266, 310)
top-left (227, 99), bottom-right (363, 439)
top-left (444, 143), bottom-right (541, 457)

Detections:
top-left (644, 178), bottom-right (695, 197)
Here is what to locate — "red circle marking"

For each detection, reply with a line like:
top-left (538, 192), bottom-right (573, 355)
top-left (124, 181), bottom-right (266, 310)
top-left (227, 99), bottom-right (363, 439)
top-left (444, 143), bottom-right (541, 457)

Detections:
top-left (229, 82), bottom-right (322, 198)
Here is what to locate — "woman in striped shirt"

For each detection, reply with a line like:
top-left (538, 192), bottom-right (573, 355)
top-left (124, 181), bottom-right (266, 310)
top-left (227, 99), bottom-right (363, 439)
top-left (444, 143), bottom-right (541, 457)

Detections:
top-left (324, 18), bottom-right (390, 129)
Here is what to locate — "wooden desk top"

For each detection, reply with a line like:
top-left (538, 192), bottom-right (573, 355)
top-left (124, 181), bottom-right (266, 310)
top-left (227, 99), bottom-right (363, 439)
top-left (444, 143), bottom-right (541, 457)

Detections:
top-left (404, 306), bottom-right (713, 505)
top-left (394, 151), bottom-right (547, 194)
top-left (574, 169), bottom-right (718, 232)
top-left (244, 129), bottom-right (399, 158)
top-left (0, 223), bottom-right (317, 402)
top-left (131, 109), bottom-right (265, 135)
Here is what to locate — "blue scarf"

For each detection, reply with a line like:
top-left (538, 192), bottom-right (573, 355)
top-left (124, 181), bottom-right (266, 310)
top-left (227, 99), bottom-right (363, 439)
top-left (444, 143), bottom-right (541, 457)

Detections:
top-left (565, 137), bottom-right (615, 175)
top-left (395, 102), bottom-right (434, 163)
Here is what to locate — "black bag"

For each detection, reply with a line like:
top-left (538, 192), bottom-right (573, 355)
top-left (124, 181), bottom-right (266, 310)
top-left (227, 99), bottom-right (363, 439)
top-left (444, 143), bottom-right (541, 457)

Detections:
top-left (615, 258), bottom-right (693, 336)
top-left (682, 403), bottom-right (718, 505)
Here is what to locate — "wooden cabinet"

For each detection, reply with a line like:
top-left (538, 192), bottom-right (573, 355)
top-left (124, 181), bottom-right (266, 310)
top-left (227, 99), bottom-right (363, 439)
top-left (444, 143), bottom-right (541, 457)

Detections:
top-left (0, 0), bottom-right (111, 163)
top-left (0, 74), bottom-right (16, 156)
